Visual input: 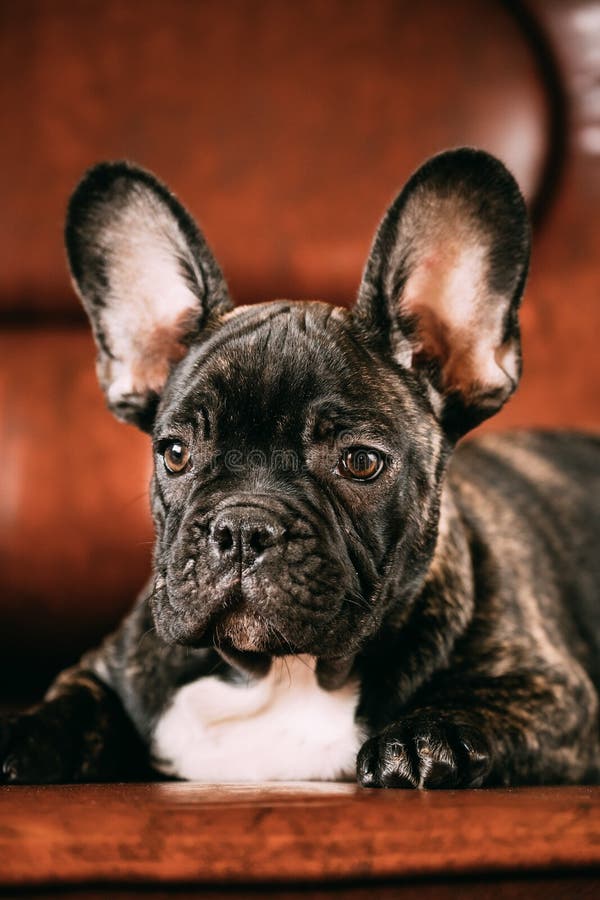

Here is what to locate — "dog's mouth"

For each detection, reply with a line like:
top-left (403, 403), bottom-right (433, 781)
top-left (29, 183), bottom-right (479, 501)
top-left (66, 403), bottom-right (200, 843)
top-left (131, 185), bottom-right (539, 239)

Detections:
top-left (165, 584), bottom-right (292, 654)
top-left (154, 555), bottom-right (366, 682)
top-left (157, 583), bottom-right (361, 690)
top-left (180, 598), bottom-right (291, 681)
top-left (215, 604), bottom-right (273, 653)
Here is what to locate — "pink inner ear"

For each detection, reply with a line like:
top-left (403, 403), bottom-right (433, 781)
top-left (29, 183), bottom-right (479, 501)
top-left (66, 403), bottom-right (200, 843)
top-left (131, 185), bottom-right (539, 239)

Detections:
top-left (130, 327), bottom-right (189, 395)
top-left (129, 309), bottom-right (197, 395)
top-left (399, 237), bottom-right (518, 404)
top-left (99, 304), bottom-right (200, 409)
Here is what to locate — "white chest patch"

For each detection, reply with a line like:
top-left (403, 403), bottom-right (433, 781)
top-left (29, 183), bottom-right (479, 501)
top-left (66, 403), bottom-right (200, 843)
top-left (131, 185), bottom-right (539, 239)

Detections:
top-left (151, 656), bottom-right (363, 782)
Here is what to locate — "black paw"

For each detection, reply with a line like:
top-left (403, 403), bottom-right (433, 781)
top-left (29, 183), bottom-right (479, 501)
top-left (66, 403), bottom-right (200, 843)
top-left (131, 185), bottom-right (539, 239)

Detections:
top-left (357, 713), bottom-right (491, 789)
top-left (0, 710), bottom-right (78, 784)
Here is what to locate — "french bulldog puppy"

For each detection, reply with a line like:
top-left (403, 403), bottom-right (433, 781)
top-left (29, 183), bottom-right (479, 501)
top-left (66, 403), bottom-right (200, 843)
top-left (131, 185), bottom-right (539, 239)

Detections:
top-left (1, 149), bottom-right (598, 788)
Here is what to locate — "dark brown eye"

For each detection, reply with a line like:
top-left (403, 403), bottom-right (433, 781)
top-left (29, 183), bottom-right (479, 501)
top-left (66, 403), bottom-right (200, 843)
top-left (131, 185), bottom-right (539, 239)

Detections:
top-left (163, 441), bottom-right (190, 474)
top-left (337, 447), bottom-right (384, 481)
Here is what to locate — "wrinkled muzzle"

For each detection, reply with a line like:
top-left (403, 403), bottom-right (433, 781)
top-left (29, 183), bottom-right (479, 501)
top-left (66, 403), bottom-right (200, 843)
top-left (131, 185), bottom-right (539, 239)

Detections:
top-left (150, 493), bottom-right (366, 659)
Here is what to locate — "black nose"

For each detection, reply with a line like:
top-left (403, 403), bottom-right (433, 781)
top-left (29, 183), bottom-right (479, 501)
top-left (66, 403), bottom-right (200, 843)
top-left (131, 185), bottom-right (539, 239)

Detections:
top-left (209, 506), bottom-right (285, 566)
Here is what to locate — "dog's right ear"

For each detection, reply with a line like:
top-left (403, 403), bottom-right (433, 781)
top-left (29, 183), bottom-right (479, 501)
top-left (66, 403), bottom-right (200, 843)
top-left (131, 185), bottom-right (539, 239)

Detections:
top-left (65, 162), bottom-right (232, 431)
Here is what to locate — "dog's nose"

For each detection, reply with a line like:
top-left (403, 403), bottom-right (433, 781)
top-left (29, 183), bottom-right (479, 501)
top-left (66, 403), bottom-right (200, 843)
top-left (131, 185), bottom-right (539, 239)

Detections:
top-left (210, 506), bottom-right (285, 566)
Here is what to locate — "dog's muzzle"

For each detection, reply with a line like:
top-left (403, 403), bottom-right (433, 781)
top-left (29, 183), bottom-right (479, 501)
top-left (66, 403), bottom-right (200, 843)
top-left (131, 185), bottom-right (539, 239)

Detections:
top-left (209, 505), bottom-right (286, 572)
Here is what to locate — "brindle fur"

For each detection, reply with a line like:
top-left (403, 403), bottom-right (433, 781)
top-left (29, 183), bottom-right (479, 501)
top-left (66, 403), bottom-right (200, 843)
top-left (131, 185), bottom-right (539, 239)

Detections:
top-left (1, 151), bottom-right (598, 787)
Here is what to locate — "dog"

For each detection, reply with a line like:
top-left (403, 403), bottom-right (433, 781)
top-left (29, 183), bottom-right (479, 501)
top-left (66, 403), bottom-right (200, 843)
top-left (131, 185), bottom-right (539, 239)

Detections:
top-left (1, 148), bottom-right (598, 788)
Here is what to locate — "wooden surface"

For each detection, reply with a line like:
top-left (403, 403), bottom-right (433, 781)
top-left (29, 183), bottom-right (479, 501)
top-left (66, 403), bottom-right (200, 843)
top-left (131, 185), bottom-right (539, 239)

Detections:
top-left (7, 875), bottom-right (600, 900)
top-left (0, 783), bottom-right (599, 888)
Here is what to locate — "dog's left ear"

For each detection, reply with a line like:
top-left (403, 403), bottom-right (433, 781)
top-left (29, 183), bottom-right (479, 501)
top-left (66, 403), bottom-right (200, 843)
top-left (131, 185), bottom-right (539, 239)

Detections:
top-left (355, 148), bottom-right (530, 436)
top-left (65, 162), bottom-right (233, 431)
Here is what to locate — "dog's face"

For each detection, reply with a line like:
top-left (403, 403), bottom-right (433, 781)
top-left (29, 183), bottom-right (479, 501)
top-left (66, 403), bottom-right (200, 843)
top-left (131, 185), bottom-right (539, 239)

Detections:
top-left (65, 150), bottom-right (529, 674)
top-left (149, 300), bottom-right (442, 662)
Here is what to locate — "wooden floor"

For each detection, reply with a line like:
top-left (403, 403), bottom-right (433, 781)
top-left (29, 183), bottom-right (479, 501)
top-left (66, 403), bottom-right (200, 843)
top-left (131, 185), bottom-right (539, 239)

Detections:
top-left (1, 783), bottom-right (599, 896)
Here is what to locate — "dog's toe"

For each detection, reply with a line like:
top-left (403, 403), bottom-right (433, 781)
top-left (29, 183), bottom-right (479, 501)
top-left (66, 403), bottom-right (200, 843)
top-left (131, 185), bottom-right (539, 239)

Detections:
top-left (356, 737), bottom-right (381, 787)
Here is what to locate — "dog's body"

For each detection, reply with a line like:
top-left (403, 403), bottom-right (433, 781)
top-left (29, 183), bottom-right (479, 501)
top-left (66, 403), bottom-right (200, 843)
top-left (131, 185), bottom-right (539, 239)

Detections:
top-left (1, 150), bottom-right (598, 787)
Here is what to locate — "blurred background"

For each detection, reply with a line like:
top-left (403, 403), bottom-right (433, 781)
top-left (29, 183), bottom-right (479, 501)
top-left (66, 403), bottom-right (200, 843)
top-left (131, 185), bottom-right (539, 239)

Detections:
top-left (0, 0), bottom-right (598, 694)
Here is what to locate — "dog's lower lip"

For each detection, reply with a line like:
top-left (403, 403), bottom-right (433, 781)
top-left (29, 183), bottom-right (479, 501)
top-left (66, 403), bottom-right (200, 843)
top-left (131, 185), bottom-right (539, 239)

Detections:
top-left (217, 606), bottom-right (264, 646)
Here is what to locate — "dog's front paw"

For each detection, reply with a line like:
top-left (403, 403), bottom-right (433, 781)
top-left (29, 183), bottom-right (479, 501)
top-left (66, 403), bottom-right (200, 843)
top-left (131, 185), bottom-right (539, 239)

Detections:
top-left (0, 711), bottom-right (79, 784)
top-left (357, 712), bottom-right (491, 789)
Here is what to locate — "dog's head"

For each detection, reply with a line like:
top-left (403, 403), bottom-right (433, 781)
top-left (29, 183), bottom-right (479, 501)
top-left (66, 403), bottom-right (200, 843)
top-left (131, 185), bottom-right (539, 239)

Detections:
top-left (65, 149), bottom-right (529, 679)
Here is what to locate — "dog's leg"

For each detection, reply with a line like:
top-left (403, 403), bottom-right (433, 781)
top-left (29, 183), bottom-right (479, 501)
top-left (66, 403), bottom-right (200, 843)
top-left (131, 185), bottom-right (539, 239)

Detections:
top-left (0, 665), bottom-right (147, 784)
top-left (0, 588), bottom-right (159, 784)
top-left (0, 586), bottom-right (228, 784)
top-left (357, 668), bottom-right (600, 789)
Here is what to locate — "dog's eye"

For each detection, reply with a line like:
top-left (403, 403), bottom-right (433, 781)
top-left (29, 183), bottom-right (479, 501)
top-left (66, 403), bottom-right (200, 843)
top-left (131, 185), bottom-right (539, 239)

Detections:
top-left (337, 447), bottom-right (384, 481)
top-left (162, 441), bottom-right (190, 474)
